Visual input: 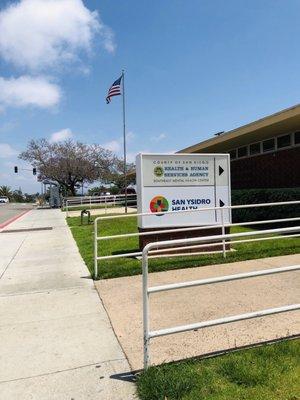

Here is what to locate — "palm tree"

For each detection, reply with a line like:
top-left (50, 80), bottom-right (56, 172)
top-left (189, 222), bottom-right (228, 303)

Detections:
top-left (0, 185), bottom-right (13, 199)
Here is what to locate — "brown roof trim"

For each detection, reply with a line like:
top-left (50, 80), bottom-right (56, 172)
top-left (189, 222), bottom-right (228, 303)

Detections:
top-left (178, 104), bottom-right (300, 153)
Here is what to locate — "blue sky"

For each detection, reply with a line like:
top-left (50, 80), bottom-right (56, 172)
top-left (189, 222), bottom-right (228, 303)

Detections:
top-left (0, 0), bottom-right (300, 192)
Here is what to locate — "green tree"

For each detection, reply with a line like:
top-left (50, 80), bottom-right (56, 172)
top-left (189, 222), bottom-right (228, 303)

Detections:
top-left (0, 185), bottom-right (13, 199)
top-left (106, 158), bottom-right (136, 191)
top-left (24, 193), bottom-right (38, 203)
top-left (12, 189), bottom-right (24, 203)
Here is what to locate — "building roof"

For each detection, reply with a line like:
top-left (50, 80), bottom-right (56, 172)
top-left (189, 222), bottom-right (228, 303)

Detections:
top-left (178, 104), bottom-right (300, 153)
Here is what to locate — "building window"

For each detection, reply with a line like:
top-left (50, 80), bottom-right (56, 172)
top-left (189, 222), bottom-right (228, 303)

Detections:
top-left (249, 142), bottom-right (261, 155)
top-left (237, 146), bottom-right (248, 158)
top-left (262, 138), bottom-right (275, 153)
top-left (295, 131), bottom-right (300, 145)
top-left (229, 149), bottom-right (236, 159)
top-left (277, 134), bottom-right (291, 149)
top-left (225, 131), bottom-right (297, 162)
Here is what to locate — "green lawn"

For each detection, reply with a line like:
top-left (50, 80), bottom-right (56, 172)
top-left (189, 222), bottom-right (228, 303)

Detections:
top-left (136, 339), bottom-right (300, 400)
top-left (67, 214), bottom-right (300, 279)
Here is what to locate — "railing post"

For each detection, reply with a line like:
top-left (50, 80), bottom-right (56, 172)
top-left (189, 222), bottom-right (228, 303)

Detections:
top-left (66, 200), bottom-right (69, 218)
top-left (142, 245), bottom-right (151, 369)
top-left (105, 196), bottom-right (107, 214)
top-left (90, 196), bottom-right (92, 210)
top-left (221, 208), bottom-right (226, 258)
top-left (94, 218), bottom-right (98, 279)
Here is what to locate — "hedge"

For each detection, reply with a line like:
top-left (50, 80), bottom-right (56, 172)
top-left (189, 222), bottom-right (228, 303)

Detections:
top-left (231, 188), bottom-right (300, 224)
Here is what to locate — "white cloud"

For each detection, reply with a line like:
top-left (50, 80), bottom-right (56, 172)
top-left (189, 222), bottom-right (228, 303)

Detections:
top-left (126, 152), bottom-right (138, 163)
top-left (151, 133), bottom-right (167, 142)
top-left (0, 121), bottom-right (17, 133)
top-left (102, 132), bottom-right (150, 163)
top-left (0, 171), bottom-right (9, 179)
top-left (0, 76), bottom-right (61, 109)
top-left (103, 139), bottom-right (122, 153)
top-left (0, 0), bottom-right (114, 72)
top-left (101, 25), bottom-right (116, 54)
top-left (126, 131), bottom-right (135, 141)
top-left (165, 149), bottom-right (176, 154)
top-left (50, 128), bottom-right (73, 143)
top-left (103, 132), bottom-right (135, 154)
top-left (4, 161), bottom-right (16, 168)
top-left (0, 143), bottom-right (18, 158)
top-left (127, 149), bottom-right (151, 163)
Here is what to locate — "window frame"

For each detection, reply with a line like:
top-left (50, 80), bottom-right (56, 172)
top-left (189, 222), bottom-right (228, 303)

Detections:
top-left (228, 130), bottom-right (299, 162)
top-left (262, 138), bottom-right (276, 154)
top-left (293, 131), bottom-right (300, 146)
top-left (276, 133), bottom-right (292, 150)
top-left (249, 141), bottom-right (262, 156)
top-left (237, 146), bottom-right (248, 159)
top-left (228, 149), bottom-right (237, 160)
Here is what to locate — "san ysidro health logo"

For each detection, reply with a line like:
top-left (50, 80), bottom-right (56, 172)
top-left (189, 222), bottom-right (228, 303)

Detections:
top-left (150, 196), bottom-right (169, 214)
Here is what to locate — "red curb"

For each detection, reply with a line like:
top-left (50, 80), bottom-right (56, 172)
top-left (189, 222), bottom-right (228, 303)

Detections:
top-left (0, 209), bottom-right (31, 230)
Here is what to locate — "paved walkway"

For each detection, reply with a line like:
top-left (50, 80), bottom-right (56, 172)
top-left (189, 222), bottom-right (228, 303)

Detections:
top-left (97, 254), bottom-right (300, 370)
top-left (0, 209), bottom-right (136, 399)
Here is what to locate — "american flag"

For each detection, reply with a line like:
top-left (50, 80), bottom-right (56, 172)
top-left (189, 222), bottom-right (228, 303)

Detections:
top-left (106, 76), bottom-right (122, 104)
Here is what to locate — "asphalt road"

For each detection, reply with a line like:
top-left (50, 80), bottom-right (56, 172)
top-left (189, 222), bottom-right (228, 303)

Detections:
top-left (0, 203), bottom-right (33, 227)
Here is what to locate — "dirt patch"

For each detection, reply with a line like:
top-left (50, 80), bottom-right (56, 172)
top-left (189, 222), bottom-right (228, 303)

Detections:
top-left (95, 254), bottom-right (300, 370)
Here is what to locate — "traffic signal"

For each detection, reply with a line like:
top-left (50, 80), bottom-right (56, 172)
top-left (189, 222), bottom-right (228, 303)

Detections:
top-left (33, 168), bottom-right (37, 175)
top-left (14, 166), bottom-right (18, 173)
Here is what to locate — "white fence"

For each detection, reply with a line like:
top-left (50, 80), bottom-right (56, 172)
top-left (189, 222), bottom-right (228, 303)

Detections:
top-left (64, 193), bottom-right (137, 216)
top-left (141, 227), bottom-right (300, 368)
top-left (94, 200), bottom-right (300, 278)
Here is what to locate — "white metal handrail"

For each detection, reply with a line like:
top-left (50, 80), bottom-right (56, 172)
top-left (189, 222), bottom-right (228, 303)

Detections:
top-left (142, 228), bottom-right (300, 368)
top-left (95, 200), bottom-right (300, 222)
top-left (65, 193), bottom-right (137, 204)
top-left (147, 233), bottom-right (300, 257)
top-left (149, 305), bottom-right (300, 339)
top-left (65, 193), bottom-right (137, 216)
top-left (64, 193), bottom-right (136, 201)
top-left (97, 231), bottom-right (300, 261)
top-left (99, 217), bottom-right (300, 240)
top-left (148, 265), bottom-right (300, 293)
top-left (94, 200), bottom-right (300, 277)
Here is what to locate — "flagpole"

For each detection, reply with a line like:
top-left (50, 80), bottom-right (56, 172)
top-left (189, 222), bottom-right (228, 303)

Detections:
top-left (122, 69), bottom-right (128, 213)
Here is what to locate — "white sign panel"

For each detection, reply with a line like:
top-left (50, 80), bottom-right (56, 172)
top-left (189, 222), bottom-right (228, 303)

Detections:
top-left (136, 153), bottom-right (231, 228)
top-left (142, 154), bottom-right (215, 186)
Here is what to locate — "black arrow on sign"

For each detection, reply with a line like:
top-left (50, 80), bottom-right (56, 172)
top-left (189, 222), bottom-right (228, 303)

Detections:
top-left (219, 166), bottom-right (224, 175)
top-left (219, 199), bottom-right (225, 207)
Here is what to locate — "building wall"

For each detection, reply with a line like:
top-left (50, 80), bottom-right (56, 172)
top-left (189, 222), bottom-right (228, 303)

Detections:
top-left (230, 147), bottom-right (300, 189)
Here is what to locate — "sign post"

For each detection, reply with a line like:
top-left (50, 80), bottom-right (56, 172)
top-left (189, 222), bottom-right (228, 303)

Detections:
top-left (136, 153), bottom-right (231, 234)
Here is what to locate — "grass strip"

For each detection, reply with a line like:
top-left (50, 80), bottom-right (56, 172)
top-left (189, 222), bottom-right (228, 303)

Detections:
top-left (136, 339), bottom-right (300, 400)
top-left (67, 215), bottom-right (300, 279)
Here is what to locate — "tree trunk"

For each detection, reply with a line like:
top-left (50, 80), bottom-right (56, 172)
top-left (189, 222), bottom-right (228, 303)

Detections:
top-left (69, 182), bottom-right (77, 196)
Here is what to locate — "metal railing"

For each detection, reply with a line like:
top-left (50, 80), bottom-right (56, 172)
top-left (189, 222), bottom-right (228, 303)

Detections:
top-left (65, 193), bottom-right (137, 216)
top-left (142, 227), bottom-right (300, 368)
top-left (94, 200), bottom-right (300, 278)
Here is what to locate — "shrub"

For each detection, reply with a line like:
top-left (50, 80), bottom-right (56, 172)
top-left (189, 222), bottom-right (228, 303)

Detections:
top-left (231, 188), bottom-right (300, 224)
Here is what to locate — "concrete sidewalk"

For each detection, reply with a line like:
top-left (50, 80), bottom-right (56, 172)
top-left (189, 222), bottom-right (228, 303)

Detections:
top-left (0, 209), bottom-right (136, 399)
